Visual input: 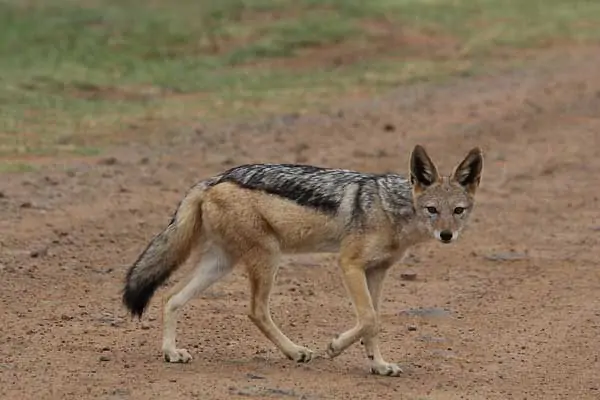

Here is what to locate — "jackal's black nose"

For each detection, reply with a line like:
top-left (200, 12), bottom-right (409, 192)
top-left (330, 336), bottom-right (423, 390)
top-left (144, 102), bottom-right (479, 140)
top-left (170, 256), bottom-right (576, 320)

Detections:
top-left (440, 230), bottom-right (453, 243)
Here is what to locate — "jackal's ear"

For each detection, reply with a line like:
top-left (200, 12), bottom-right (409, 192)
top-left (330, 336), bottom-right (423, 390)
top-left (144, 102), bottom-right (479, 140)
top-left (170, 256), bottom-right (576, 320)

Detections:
top-left (410, 145), bottom-right (440, 191)
top-left (451, 147), bottom-right (484, 194)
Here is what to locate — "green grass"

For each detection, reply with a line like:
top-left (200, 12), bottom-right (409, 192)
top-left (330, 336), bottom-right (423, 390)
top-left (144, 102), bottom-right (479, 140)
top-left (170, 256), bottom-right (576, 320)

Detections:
top-left (1, 0), bottom-right (600, 158)
top-left (0, 161), bottom-right (37, 173)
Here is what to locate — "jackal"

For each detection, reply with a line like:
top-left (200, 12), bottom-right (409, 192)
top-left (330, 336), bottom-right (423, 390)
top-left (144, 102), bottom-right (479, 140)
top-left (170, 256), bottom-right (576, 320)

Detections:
top-left (123, 145), bottom-right (483, 376)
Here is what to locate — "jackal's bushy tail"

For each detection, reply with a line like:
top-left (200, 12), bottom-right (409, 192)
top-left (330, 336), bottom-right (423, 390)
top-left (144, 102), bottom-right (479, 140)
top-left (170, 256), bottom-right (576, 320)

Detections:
top-left (122, 183), bottom-right (206, 317)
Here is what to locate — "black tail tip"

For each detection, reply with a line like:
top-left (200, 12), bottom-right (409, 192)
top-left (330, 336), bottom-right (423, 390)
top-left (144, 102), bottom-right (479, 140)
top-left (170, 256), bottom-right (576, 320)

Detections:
top-left (122, 286), bottom-right (152, 319)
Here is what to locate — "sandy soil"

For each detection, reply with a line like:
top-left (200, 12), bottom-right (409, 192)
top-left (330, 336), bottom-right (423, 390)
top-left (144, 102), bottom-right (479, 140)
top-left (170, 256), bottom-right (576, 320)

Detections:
top-left (1, 47), bottom-right (600, 400)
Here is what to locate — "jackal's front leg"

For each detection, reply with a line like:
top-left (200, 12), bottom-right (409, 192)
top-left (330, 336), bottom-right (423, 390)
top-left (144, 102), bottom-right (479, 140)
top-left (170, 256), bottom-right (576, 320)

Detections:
top-left (361, 265), bottom-right (402, 376)
top-left (326, 258), bottom-right (378, 362)
top-left (327, 243), bottom-right (401, 376)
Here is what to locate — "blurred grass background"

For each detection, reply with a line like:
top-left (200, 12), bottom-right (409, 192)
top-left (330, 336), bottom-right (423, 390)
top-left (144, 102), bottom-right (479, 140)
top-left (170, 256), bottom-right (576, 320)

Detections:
top-left (1, 0), bottom-right (600, 159)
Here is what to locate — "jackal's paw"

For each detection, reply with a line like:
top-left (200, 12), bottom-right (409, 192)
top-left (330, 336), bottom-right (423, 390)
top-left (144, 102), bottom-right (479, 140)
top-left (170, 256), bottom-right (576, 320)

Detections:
top-left (286, 346), bottom-right (314, 363)
top-left (326, 339), bottom-right (342, 359)
top-left (370, 362), bottom-right (403, 377)
top-left (163, 348), bottom-right (192, 363)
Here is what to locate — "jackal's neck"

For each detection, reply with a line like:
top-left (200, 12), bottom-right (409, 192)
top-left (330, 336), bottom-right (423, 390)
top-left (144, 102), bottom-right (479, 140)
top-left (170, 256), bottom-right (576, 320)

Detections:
top-left (376, 174), bottom-right (414, 219)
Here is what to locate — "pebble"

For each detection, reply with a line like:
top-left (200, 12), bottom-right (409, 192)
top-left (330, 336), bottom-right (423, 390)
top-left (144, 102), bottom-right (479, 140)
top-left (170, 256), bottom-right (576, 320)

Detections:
top-left (400, 272), bottom-right (417, 281)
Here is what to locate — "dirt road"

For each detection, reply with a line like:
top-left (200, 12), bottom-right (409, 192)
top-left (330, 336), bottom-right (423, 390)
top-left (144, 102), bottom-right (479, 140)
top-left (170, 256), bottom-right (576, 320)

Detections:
top-left (1, 47), bottom-right (599, 400)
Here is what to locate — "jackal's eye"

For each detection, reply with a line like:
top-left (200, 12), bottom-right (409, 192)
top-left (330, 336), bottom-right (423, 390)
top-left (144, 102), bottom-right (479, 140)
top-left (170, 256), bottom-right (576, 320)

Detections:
top-left (453, 207), bottom-right (465, 215)
top-left (426, 206), bottom-right (438, 214)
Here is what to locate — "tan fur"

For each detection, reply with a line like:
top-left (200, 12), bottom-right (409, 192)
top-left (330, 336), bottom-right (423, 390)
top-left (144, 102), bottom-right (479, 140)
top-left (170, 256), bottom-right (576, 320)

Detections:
top-left (203, 182), bottom-right (342, 254)
top-left (170, 185), bottom-right (205, 256)
top-left (135, 145), bottom-right (483, 376)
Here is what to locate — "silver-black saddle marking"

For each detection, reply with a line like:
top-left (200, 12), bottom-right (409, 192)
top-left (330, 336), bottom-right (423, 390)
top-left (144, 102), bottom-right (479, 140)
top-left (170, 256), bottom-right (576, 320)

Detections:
top-left (212, 163), bottom-right (413, 218)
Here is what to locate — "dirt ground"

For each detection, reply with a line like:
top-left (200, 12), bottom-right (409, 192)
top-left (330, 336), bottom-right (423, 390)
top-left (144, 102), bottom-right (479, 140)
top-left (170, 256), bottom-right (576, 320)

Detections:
top-left (1, 46), bottom-right (600, 400)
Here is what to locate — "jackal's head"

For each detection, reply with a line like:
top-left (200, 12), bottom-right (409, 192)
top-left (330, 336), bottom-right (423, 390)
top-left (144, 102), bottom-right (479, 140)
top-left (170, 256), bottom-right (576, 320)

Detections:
top-left (409, 145), bottom-right (483, 244)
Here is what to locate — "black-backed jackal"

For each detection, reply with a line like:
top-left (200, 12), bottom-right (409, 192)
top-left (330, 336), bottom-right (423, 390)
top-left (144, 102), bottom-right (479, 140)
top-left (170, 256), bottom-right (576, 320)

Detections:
top-left (123, 145), bottom-right (484, 376)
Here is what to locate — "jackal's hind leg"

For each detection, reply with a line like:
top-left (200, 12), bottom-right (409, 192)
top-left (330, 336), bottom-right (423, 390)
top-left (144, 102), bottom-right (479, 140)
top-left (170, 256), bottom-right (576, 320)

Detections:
top-left (162, 245), bottom-right (232, 363)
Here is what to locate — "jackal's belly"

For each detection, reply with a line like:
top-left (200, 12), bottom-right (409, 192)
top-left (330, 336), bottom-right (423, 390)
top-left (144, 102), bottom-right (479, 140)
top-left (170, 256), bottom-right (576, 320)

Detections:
top-left (278, 232), bottom-right (342, 254)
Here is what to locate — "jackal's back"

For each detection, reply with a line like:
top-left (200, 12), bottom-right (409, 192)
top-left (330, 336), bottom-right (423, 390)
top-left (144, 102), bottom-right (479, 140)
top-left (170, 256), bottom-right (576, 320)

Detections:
top-left (209, 163), bottom-right (414, 218)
